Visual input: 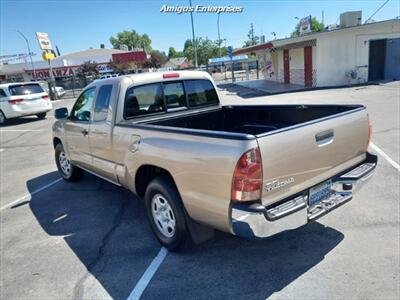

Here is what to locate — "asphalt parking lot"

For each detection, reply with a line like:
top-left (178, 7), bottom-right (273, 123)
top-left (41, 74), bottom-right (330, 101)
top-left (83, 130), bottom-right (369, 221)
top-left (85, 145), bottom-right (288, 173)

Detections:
top-left (1, 82), bottom-right (399, 300)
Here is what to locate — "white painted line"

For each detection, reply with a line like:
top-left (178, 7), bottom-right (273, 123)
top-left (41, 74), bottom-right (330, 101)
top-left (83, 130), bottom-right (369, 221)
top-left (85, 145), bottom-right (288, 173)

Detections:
top-left (0, 148), bottom-right (4, 152)
top-left (0, 129), bottom-right (45, 132)
top-left (127, 247), bottom-right (168, 300)
top-left (370, 142), bottom-right (400, 172)
top-left (0, 178), bottom-right (63, 211)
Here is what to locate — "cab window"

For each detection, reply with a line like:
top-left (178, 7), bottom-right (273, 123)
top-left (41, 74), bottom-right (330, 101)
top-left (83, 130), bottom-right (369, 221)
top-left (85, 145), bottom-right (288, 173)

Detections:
top-left (163, 82), bottom-right (186, 109)
top-left (70, 87), bottom-right (96, 122)
top-left (94, 85), bottom-right (112, 122)
top-left (185, 80), bottom-right (219, 107)
top-left (124, 83), bottom-right (164, 118)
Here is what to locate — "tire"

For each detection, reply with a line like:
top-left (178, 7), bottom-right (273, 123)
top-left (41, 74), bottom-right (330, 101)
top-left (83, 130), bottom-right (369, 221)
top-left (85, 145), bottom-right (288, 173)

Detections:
top-left (0, 111), bottom-right (7, 125)
top-left (55, 143), bottom-right (84, 182)
top-left (36, 112), bottom-right (47, 119)
top-left (145, 176), bottom-right (192, 251)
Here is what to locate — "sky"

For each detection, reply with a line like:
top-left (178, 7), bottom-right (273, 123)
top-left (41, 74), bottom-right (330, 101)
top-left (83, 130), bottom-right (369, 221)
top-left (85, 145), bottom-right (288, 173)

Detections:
top-left (0, 0), bottom-right (399, 59)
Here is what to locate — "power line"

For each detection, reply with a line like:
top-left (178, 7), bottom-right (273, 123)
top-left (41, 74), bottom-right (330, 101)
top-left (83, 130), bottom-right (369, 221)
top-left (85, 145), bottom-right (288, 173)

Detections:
top-left (365, 0), bottom-right (390, 24)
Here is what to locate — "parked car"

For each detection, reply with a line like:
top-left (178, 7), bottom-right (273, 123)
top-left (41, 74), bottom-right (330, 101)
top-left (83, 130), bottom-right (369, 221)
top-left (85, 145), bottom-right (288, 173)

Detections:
top-left (38, 81), bottom-right (66, 98)
top-left (0, 82), bottom-right (53, 125)
top-left (53, 71), bottom-right (377, 251)
top-left (98, 74), bottom-right (119, 80)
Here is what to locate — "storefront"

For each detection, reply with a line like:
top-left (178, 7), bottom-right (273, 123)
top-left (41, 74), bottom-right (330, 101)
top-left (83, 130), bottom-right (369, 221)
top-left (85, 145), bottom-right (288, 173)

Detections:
top-left (233, 18), bottom-right (400, 87)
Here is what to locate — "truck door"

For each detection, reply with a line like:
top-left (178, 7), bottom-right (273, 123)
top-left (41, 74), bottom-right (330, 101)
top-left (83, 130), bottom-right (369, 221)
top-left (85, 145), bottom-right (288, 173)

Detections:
top-left (64, 87), bottom-right (96, 170)
top-left (88, 83), bottom-right (119, 183)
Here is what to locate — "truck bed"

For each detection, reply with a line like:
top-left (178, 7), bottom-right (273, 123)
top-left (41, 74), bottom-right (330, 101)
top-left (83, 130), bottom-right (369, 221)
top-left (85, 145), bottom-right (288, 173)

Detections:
top-left (144, 105), bottom-right (362, 137)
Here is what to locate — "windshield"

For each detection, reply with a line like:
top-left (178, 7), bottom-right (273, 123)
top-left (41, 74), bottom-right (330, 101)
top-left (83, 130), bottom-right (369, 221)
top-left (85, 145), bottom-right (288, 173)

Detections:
top-left (9, 84), bottom-right (44, 96)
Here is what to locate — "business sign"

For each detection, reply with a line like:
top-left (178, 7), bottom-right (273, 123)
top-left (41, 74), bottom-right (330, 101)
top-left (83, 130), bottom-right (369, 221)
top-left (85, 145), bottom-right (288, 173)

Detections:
top-left (35, 32), bottom-right (53, 50)
top-left (299, 16), bottom-right (312, 35)
top-left (42, 51), bottom-right (55, 61)
top-left (29, 67), bottom-right (75, 80)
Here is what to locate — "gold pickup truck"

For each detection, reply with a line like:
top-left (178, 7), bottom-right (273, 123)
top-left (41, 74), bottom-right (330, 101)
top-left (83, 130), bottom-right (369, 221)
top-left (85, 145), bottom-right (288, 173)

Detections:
top-left (53, 71), bottom-right (377, 251)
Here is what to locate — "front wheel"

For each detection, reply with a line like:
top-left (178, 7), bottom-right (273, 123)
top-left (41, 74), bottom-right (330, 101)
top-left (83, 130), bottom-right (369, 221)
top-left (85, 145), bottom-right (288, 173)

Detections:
top-left (55, 143), bottom-right (84, 182)
top-left (36, 112), bottom-right (47, 119)
top-left (145, 176), bottom-right (192, 251)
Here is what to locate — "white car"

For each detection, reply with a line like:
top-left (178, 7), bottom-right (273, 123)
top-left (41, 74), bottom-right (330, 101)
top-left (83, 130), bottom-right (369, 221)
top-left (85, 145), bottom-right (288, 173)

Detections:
top-left (38, 82), bottom-right (66, 98)
top-left (0, 82), bottom-right (53, 125)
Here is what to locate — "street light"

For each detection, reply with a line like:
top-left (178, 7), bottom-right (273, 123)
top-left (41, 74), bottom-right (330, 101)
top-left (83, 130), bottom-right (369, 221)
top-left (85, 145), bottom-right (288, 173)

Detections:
top-left (16, 30), bottom-right (36, 81)
top-left (189, 0), bottom-right (198, 68)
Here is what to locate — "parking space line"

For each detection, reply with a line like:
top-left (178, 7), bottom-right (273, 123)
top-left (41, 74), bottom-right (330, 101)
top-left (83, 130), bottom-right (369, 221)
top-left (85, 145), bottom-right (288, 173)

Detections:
top-left (370, 142), bottom-right (400, 172)
top-left (0, 178), bottom-right (63, 211)
top-left (127, 247), bottom-right (168, 300)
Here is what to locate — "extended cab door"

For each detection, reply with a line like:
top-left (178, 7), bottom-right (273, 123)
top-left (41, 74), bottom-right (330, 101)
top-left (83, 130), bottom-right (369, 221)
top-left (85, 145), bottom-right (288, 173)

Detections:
top-left (88, 83), bottom-right (119, 182)
top-left (64, 87), bottom-right (96, 169)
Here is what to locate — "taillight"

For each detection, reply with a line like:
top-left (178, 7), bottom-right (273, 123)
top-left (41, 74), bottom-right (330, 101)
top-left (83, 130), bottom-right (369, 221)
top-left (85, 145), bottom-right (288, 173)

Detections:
top-left (367, 114), bottom-right (372, 147)
top-left (231, 148), bottom-right (262, 202)
top-left (42, 95), bottom-right (49, 100)
top-left (8, 98), bottom-right (23, 104)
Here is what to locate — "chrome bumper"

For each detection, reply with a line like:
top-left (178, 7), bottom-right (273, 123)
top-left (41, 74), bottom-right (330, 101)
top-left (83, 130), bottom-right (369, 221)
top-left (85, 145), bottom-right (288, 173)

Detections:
top-left (231, 153), bottom-right (377, 239)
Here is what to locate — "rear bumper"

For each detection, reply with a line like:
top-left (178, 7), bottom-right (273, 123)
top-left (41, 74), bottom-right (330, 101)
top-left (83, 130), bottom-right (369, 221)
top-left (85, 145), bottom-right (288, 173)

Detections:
top-left (231, 152), bottom-right (377, 239)
top-left (3, 102), bottom-right (52, 119)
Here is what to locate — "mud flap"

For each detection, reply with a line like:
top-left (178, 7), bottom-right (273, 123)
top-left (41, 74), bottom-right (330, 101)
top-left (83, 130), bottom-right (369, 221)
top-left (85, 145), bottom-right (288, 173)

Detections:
top-left (183, 209), bottom-right (215, 245)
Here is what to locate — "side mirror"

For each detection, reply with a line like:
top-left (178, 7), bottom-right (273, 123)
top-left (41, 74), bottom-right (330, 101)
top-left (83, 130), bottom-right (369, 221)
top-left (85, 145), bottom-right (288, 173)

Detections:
top-left (55, 107), bottom-right (68, 119)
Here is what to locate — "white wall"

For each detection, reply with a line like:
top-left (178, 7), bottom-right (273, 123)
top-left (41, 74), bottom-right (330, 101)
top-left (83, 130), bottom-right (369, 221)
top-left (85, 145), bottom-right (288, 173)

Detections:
top-left (316, 20), bottom-right (400, 86)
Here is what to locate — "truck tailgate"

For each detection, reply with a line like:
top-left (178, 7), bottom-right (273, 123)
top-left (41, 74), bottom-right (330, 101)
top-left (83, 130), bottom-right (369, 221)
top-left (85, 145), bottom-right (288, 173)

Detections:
top-left (257, 107), bottom-right (369, 206)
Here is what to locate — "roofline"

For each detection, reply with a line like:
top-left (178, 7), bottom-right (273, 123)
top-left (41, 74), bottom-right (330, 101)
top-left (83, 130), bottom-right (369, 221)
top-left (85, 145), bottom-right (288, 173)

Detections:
top-left (233, 42), bottom-right (273, 55)
top-left (233, 18), bottom-right (399, 54)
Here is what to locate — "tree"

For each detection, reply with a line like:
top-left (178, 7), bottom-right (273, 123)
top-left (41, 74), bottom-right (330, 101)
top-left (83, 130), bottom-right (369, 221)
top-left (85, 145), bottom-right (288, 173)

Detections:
top-left (243, 23), bottom-right (259, 47)
top-left (109, 59), bottom-right (136, 74)
top-left (168, 47), bottom-right (183, 58)
top-left (182, 38), bottom-right (227, 66)
top-left (291, 17), bottom-right (324, 37)
top-left (110, 30), bottom-right (152, 53)
top-left (149, 50), bottom-right (168, 68)
top-left (76, 60), bottom-right (99, 84)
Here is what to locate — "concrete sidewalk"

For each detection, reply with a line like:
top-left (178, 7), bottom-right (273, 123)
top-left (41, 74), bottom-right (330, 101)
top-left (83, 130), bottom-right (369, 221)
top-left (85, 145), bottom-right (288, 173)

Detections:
top-left (235, 79), bottom-right (311, 94)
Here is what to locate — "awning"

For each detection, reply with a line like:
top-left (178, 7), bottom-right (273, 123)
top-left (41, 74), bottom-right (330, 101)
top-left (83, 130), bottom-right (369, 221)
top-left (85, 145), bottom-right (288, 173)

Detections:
top-left (208, 55), bottom-right (248, 65)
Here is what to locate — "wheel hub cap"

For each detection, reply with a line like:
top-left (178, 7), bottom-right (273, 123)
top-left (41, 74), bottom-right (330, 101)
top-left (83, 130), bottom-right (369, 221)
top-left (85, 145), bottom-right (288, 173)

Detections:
top-left (59, 151), bottom-right (71, 176)
top-left (151, 194), bottom-right (176, 238)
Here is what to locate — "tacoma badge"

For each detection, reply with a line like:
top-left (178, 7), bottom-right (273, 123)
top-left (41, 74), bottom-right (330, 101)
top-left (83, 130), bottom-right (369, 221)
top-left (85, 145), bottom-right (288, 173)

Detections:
top-left (265, 177), bottom-right (295, 192)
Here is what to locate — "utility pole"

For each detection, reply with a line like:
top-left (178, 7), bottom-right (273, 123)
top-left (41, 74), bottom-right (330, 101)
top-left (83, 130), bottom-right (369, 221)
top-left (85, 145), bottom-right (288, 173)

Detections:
top-left (17, 30), bottom-right (36, 81)
top-left (189, 0), bottom-right (198, 68)
top-left (217, 13), bottom-right (222, 58)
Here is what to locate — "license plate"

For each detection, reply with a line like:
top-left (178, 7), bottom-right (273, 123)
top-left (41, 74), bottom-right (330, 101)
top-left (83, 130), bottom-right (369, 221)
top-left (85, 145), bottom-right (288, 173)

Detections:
top-left (309, 180), bottom-right (332, 206)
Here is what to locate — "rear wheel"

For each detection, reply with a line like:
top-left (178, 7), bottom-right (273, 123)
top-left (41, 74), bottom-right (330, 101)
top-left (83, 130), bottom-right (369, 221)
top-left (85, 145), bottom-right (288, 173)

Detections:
top-left (55, 143), bottom-right (83, 182)
top-left (0, 111), bottom-right (7, 125)
top-left (145, 176), bottom-right (192, 251)
top-left (36, 112), bottom-right (47, 119)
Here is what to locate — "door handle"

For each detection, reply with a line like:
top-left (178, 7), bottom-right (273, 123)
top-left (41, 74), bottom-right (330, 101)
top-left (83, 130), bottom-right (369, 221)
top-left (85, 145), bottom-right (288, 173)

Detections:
top-left (82, 129), bottom-right (89, 136)
top-left (315, 129), bottom-right (334, 146)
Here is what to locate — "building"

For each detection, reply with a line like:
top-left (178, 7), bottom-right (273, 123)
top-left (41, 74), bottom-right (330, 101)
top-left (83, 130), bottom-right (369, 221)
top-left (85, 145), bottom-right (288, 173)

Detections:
top-left (0, 48), bottom-right (148, 83)
top-left (233, 17), bottom-right (400, 87)
top-left (164, 57), bottom-right (192, 69)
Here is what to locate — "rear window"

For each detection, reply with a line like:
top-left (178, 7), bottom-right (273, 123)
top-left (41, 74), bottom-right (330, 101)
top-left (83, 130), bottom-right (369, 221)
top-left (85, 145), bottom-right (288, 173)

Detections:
top-left (9, 84), bottom-right (44, 96)
top-left (185, 80), bottom-right (218, 107)
top-left (124, 83), bottom-right (164, 118)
